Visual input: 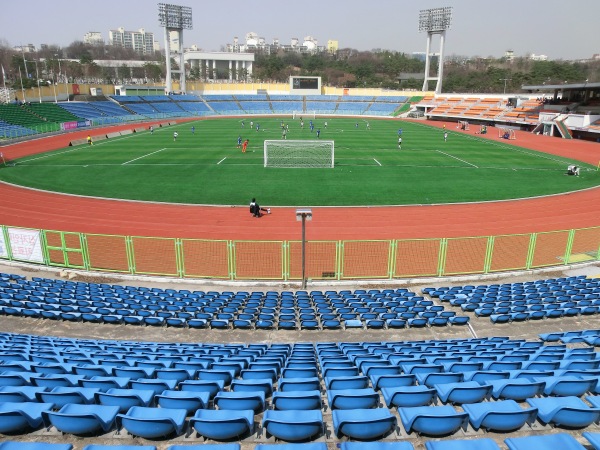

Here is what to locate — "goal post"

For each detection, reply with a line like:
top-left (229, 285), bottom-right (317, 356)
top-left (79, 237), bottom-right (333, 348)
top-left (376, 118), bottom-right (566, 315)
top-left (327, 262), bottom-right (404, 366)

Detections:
top-left (498, 126), bottom-right (517, 140)
top-left (264, 140), bottom-right (334, 168)
top-left (292, 111), bottom-right (316, 120)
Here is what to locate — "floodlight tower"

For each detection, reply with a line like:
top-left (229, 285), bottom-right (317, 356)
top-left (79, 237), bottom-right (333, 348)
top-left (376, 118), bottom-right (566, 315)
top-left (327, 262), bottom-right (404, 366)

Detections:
top-left (158, 3), bottom-right (193, 94)
top-left (419, 7), bottom-right (452, 94)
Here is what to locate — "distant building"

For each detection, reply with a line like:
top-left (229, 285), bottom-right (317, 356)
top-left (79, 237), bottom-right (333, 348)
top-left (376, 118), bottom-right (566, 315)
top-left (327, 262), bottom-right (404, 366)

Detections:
top-left (225, 32), bottom-right (328, 54)
top-left (14, 44), bottom-right (36, 53)
top-left (504, 50), bottom-right (514, 61)
top-left (109, 27), bottom-right (156, 55)
top-left (412, 52), bottom-right (426, 62)
top-left (327, 40), bottom-right (339, 54)
top-left (529, 53), bottom-right (548, 61)
top-left (84, 32), bottom-right (104, 46)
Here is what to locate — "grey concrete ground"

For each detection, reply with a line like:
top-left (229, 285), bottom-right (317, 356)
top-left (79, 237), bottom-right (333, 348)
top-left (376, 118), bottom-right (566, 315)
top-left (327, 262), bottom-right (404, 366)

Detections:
top-left (1, 260), bottom-right (600, 449)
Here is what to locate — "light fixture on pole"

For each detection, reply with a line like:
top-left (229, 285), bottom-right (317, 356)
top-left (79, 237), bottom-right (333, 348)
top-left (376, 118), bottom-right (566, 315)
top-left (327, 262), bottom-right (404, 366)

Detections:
top-left (34, 60), bottom-right (42, 103)
top-left (295, 208), bottom-right (312, 289)
top-left (158, 3), bottom-right (193, 94)
top-left (419, 7), bottom-right (452, 94)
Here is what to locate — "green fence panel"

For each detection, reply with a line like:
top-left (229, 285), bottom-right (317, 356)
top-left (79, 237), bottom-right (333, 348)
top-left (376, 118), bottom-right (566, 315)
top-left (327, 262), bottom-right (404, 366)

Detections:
top-left (443, 236), bottom-right (488, 276)
top-left (233, 241), bottom-right (285, 280)
top-left (394, 238), bottom-right (442, 278)
top-left (340, 240), bottom-right (392, 279)
top-left (130, 236), bottom-right (178, 276)
top-left (287, 240), bottom-right (339, 280)
top-left (530, 230), bottom-right (570, 268)
top-left (44, 230), bottom-right (86, 269)
top-left (180, 238), bottom-right (231, 279)
top-left (488, 233), bottom-right (532, 273)
top-left (85, 233), bottom-right (130, 273)
top-left (568, 226), bottom-right (600, 264)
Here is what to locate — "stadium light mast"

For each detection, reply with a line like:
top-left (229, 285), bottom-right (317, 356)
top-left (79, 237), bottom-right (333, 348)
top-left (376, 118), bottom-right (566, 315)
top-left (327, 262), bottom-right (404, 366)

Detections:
top-left (419, 7), bottom-right (452, 94)
top-left (158, 3), bottom-right (193, 94)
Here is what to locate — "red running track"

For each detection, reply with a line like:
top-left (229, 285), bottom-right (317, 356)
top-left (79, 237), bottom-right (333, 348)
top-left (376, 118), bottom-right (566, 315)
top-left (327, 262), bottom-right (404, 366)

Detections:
top-left (1, 120), bottom-right (600, 241)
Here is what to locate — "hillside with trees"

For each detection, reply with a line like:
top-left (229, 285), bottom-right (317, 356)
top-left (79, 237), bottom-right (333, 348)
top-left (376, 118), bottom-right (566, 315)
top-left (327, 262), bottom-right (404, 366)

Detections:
top-left (0, 39), bottom-right (598, 93)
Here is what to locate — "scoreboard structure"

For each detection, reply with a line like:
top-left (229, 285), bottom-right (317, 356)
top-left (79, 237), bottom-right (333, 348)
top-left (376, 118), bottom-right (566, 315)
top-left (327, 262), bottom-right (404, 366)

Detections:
top-left (290, 76), bottom-right (321, 95)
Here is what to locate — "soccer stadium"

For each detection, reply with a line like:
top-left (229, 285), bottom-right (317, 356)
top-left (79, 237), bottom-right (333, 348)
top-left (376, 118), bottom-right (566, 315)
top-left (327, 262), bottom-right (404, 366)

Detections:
top-left (1, 4), bottom-right (600, 450)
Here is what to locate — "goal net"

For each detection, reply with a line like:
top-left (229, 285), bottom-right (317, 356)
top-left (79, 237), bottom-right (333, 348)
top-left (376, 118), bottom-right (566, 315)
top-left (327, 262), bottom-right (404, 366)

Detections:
top-left (292, 111), bottom-right (316, 120)
top-left (498, 127), bottom-right (517, 140)
top-left (264, 140), bottom-right (334, 168)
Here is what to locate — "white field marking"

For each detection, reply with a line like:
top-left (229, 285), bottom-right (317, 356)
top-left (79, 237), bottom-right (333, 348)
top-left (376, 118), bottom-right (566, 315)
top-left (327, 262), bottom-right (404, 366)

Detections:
top-left (435, 149), bottom-right (479, 168)
top-left (18, 147), bottom-right (79, 162)
top-left (217, 157), bottom-right (227, 165)
top-left (122, 148), bottom-right (168, 165)
top-left (373, 158), bottom-right (382, 166)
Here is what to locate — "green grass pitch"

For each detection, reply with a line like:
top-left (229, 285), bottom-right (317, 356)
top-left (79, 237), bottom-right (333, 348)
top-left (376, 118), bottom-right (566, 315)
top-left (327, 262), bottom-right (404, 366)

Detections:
top-left (1, 118), bottom-right (598, 206)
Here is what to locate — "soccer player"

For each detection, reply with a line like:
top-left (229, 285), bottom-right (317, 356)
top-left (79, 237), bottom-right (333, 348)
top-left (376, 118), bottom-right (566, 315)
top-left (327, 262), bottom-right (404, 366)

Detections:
top-left (300, 120), bottom-right (304, 129)
top-left (149, 125), bottom-right (154, 134)
top-left (324, 121), bottom-right (328, 129)
top-left (256, 123), bottom-right (260, 132)
top-left (87, 135), bottom-right (93, 146)
top-left (355, 122), bottom-right (359, 129)
top-left (241, 120), bottom-right (245, 128)
top-left (237, 135), bottom-right (242, 148)
top-left (398, 128), bottom-right (403, 136)
top-left (250, 121), bottom-right (254, 129)
top-left (444, 131), bottom-right (448, 142)
top-left (250, 198), bottom-right (270, 217)
top-left (366, 121), bottom-right (370, 130)
top-left (398, 136), bottom-right (402, 149)
top-left (316, 128), bottom-right (321, 138)
top-left (191, 125), bottom-right (195, 134)
top-left (310, 123), bottom-right (314, 132)
top-left (282, 128), bottom-right (287, 140)
top-left (173, 131), bottom-right (178, 142)
top-left (242, 139), bottom-right (249, 153)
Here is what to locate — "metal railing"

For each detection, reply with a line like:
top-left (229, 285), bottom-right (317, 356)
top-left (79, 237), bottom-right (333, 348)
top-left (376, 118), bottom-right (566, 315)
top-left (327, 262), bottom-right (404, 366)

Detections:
top-left (1, 225), bottom-right (598, 281)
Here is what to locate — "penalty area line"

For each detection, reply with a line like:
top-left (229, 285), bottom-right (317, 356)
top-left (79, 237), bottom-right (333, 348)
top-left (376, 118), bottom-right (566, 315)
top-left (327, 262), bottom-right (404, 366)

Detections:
top-left (217, 157), bottom-right (227, 165)
top-left (373, 158), bottom-right (382, 166)
top-left (436, 149), bottom-right (479, 168)
top-left (122, 148), bottom-right (167, 165)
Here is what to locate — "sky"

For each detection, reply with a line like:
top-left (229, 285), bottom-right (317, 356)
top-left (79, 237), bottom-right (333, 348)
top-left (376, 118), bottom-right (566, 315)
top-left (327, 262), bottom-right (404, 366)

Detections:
top-left (1, 0), bottom-right (599, 60)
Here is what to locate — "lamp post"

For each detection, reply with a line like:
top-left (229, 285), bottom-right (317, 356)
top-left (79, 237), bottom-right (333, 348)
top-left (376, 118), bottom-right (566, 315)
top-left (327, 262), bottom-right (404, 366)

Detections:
top-left (295, 208), bottom-right (313, 289)
top-left (499, 78), bottom-right (511, 95)
top-left (34, 60), bottom-right (42, 103)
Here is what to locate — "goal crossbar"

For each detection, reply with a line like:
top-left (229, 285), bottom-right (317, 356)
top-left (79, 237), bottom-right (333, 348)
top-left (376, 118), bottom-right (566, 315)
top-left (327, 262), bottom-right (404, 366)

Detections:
top-left (264, 140), bottom-right (334, 168)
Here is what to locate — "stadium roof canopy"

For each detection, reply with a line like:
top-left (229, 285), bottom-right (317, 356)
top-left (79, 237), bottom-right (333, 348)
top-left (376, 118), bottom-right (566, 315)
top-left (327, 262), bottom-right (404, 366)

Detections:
top-left (522, 81), bottom-right (600, 92)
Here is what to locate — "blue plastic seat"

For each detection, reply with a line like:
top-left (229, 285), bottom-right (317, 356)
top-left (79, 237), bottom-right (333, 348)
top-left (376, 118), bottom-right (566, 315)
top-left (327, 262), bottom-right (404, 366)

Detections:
top-left (0, 443), bottom-right (72, 450)
top-left (0, 401), bottom-right (54, 433)
top-left (435, 381), bottom-right (492, 404)
top-left (527, 396), bottom-right (600, 427)
top-left (536, 375), bottom-right (597, 396)
top-left (278, 377), bottom-right (320, 391)
top-left (156, 390), bottom-right (210, 414)
top-left (425, 439), bottom-right (501, 450)
top-left (399, 405), bottom-right (468, 436)
top-left (117, 406), bottom-right (187, 438)
top-left (84, 445), bottom-right (156, 450)
top-left (230, 378), bottom-right (273, 396)
top-left (42, 404), bottom-right (119, 435)
top-left (256, 444), bottom-right (325, 450)
top-left (36, 386), bottom-right (100, 408)
top-left (505, 433), bottom-right (586, 450)
top-left (214, 390), bottom-right (266, 412)
top-left (190, 409), bottom-right (254, 440)
top-left (272, 390), bottom-right (322, 410)
top-left (382, 385), bottom-right (436, 407)
top-left (262, 409), bottom-right (323, 441)
top-left (463, 399), bottom-right (537, 431)
top-left (0, 386), bottom-right (48, 402)
top-left (169, 445), bottom-right (239, 450)
top-left (584, 431), bottom-right (600, 450)
top-left (341, 443), bottom-right (414, 450)
top-left (332, 408), bottom-right (397, 439)
top-left (327, 388), bottom-right (379, 409)
top-left (325, 375), bottom-right (369, 390)
top-left (179, 379), bottom-right (224, 398)
top-left (417, 365), bottom-right (464, 383)
top-left (129, 378), bottom-right (177, 395)
top-left (94, 388), bottom-right (154, 413)
top-left (370, 374), bottom-right (416, 390)
top-left (489, 378), bottom-right (544, 400)
top-left (79, 376), bottom-right (130, 391)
